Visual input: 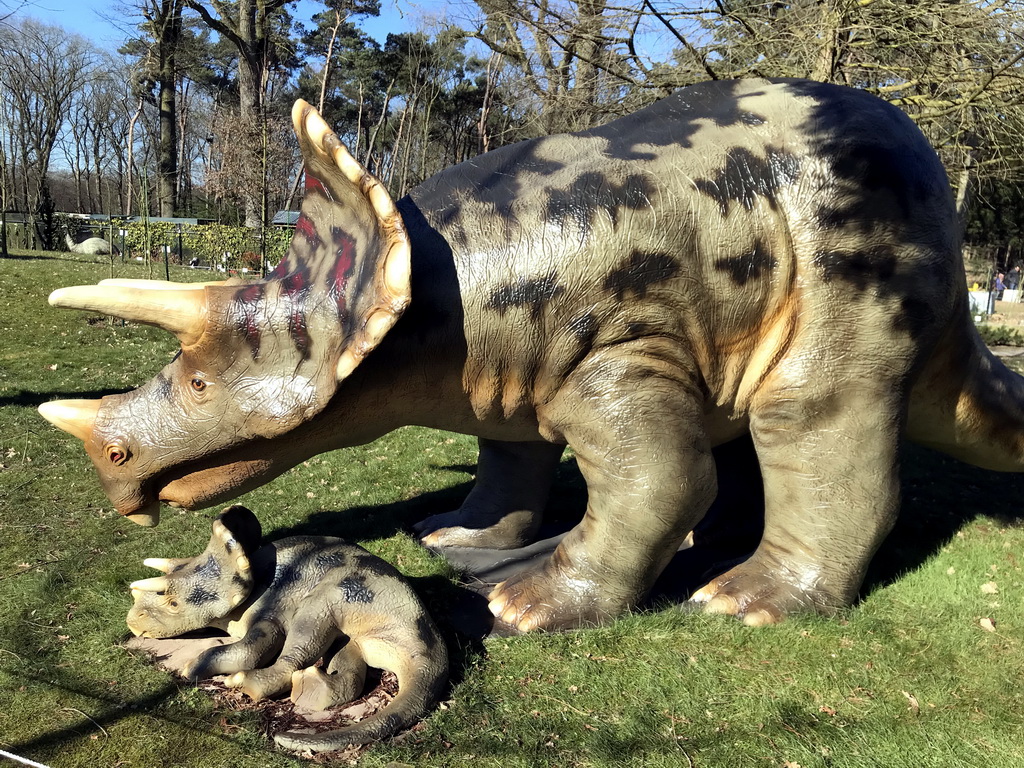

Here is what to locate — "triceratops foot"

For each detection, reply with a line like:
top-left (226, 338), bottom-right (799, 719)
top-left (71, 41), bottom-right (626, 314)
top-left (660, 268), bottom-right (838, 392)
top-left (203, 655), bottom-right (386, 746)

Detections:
top-left (690, 556), bottom-right (839, 626)
top-left (487, 555), bottom-right (622, 632)
top-left (413, 507), bottom-right (540, 550)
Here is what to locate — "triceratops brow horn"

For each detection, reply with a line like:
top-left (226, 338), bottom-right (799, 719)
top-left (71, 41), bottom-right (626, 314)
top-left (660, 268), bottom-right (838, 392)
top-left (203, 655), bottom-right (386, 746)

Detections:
top-left (48, 284), bottom-right (207, 345)
top-left (37, 399), bottom-right (100, 442)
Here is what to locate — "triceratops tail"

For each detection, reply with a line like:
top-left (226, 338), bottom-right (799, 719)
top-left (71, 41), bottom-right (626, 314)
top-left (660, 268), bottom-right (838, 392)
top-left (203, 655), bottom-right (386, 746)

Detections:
top-left (907, 305), bottom-right (1024, 472)
top-left (273, 652), bottom-right (448, 753)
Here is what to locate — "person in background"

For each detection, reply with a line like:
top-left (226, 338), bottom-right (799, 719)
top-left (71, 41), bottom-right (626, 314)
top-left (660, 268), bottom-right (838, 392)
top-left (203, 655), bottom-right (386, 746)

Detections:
top-left (1007, 265), bottom-right (1021, 291)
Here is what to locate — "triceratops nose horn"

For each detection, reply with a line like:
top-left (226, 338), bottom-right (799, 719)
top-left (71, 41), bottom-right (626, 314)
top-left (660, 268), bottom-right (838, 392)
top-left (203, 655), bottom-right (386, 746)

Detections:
top-left (48, 283), bottom-right (207, 345)
top-left (38, 399), bottom-right (100, 441)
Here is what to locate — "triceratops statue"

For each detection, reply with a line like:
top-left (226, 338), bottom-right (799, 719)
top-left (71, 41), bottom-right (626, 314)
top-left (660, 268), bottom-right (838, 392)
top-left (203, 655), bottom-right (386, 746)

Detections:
top-left (40, 79), bottom-right (1024, 633)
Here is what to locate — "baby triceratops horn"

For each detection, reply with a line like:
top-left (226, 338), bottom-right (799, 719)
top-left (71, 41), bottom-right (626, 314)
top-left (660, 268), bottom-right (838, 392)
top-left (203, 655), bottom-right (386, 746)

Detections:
top-left (129, 576), bottom-right (170, 593)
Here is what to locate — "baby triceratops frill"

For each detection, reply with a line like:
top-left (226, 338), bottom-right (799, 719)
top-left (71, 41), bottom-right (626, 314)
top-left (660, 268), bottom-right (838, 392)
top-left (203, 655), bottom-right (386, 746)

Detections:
top-left (127, 505), bottom-right (448, 752)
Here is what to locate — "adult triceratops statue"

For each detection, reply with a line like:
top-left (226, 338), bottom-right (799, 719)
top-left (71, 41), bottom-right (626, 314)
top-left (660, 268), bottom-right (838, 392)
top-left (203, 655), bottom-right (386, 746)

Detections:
top-left (40, 79), bottom-right (1024, 634)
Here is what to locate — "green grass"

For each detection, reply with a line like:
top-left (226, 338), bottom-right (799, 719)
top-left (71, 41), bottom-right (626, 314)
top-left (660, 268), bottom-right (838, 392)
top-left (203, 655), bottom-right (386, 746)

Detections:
top-left (2, 251), bottom-right (1024, 767)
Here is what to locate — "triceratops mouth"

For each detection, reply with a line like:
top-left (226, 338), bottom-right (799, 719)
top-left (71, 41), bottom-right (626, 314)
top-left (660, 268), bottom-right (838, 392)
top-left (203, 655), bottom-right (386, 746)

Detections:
top-left (148, 447), bottom-right (292, 524)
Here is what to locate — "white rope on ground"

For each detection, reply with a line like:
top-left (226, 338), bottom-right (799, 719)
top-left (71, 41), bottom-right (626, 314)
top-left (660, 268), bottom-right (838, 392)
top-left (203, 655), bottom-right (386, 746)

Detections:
top-left (0, 749), bottom-right (52, 768)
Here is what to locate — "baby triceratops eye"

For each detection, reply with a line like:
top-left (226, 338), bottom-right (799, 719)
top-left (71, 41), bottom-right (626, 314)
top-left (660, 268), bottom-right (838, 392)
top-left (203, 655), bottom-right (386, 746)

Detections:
top-left (190, 377), bottom-right (207, 393)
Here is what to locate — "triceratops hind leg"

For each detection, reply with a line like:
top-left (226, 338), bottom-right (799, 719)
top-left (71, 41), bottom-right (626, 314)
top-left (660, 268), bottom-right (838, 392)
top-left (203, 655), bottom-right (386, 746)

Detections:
top-left (489, 346), bottom-right (717, 632)
top-left (693, 338), bottom-right (910, 624)
top-left (290, 641), bottom-right (368, 711)
top-left (414, 438), bottom-right (563, 549)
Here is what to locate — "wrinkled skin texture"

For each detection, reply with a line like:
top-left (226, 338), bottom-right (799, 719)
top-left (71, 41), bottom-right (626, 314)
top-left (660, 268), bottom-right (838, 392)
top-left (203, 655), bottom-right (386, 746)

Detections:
top-left (128, 506), bottom-right (447, 752)
top-left (45, 80), bottom-right (1024, 633)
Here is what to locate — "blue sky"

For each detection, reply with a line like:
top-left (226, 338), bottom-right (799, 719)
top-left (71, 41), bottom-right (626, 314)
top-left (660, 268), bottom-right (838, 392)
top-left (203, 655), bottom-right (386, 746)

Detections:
top-left (12, 0), bottom-right (444, 51)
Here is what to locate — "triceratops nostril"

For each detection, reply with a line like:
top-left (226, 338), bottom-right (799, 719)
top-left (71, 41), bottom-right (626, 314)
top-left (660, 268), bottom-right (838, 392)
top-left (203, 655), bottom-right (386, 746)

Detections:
top-left (105, 441), bottom-right (131, 466)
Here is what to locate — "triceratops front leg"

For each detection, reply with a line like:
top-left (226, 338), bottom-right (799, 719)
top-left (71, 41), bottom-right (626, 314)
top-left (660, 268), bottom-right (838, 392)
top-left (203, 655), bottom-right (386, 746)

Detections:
top-left (413, 438), bottom-right (564, 549)
top-left (184, 619), bottom-right (285, 682)
top-left (489, 347), bottom-right (717, 632)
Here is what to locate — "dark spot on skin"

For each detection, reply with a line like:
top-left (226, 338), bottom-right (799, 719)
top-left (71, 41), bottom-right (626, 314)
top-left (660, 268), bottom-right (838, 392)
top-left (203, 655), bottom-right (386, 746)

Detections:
top-left (231, 573), bottom-right (249, 589)
top-left (777, 79), bottom-right (949, 248)
top-left (604, 251), bottom-right (681, 300)
top-left (274, 562), bottom-right (304, 587)
top-left (171, 562), bottom-right (188, 573)
top-left (694, 146), bottom-right (800, 216)
top-left (626, 321), bottom-right (653, 337)
top-left (232, 283), bottom-right (265, 358)
top-left (415, 613), bottom-right (437, 650)
top-left (487, 272), bottom-right (566, 319)
top-left (714, 240), bottom-right (778, 286)
top-left (816, 248), bottom-right (896, 290)
top-left (339, 575), bottom-right (375, 604)
top-left (408, 137), bottom-right (566, 244)
top-left (895, 296), bottom-right (936, 338)
top-left (546, 173), bottom-right (656, 233)
top-left (192, 554), bottom-right (221, 580)
top-left (354, 554), bottom-right (399, 578)
top-left (315, 550), bottom-right (348, 571)
top-left (815, 247), bottom-right (939, 340)
top-left (585, 81), bottom-right (762, 159)
top-left (740, 111), bottom-right (767, 125)
top-left (185, 585), bottom-right (220, 605)
top-left (567, 312), bottom-right (598, 344)
top-left (153, 373), bottom-right (173, 400)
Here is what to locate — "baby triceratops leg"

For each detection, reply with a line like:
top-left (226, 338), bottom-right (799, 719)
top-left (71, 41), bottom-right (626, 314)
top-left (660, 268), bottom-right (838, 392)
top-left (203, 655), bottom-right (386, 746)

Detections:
top-left (183, 619), bottom-right (284, 681)
top-left (290, 641), bottom-right (368, 711)
top-left (226, 615), bottom-right (338, 701)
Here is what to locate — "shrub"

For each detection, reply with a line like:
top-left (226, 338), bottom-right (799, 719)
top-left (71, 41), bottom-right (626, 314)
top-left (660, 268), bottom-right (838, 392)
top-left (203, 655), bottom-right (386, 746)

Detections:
top-left (977, 323), bottom-right (1024, 346)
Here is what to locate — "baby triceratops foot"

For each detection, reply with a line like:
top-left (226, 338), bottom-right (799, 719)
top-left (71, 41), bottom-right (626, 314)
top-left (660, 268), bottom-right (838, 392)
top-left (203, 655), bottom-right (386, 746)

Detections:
top-left (290, 667), bottom-right (364, 711)
top-left (223, 667), bottom-right (291, 701)
top-left (690, 556), bottom-right (840, 626)
top-left (487, 555), bottom-right (622, 632)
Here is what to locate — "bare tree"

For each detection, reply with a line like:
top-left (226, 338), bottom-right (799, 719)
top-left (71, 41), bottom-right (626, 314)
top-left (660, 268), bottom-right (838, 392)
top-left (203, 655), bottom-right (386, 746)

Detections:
top-left (470, 0), bottom-right (644, 133)
top-left (184, 0), bottom-right (292, 226)
top-left (137, 0), bottom-right (185, 216)
top-left (0, 18), bottom-right (95, 245)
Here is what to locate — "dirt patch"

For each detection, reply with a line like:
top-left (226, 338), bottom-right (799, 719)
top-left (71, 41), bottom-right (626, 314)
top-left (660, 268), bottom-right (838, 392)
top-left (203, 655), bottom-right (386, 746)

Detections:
top-left (124, 635), bottom-right (407, 762)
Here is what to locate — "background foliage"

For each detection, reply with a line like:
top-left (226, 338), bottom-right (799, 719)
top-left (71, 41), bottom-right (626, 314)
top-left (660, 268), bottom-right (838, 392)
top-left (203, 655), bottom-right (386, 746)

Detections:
top-left (1, 1), bottom-right (1023, 262)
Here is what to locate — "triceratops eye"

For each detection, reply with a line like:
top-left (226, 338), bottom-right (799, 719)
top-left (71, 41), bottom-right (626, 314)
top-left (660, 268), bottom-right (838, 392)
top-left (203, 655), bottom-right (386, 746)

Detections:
top-left (104, 442), bottom-right (130, 466)
top-left (190, 377), bottom-right (207, 393)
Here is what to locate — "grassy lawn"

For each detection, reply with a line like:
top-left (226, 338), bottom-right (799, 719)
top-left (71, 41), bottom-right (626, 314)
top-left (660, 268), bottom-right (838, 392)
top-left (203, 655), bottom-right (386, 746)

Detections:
top-left (2, 251), bottom-right (1024, 767)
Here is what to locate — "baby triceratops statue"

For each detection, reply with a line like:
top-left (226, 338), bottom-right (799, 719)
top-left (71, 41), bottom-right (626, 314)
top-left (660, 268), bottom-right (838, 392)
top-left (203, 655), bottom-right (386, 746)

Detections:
top-left (127, 505), bottom-right (448, 752)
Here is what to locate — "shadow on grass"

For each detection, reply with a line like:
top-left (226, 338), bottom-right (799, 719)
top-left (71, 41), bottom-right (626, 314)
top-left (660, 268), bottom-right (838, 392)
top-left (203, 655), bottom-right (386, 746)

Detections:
top-left (6, 676), bottom-right (180, 755)
top-left (0, 388), bottom-right (131, 409)
top-left (266, 435), bottom-right (1024, 636)
top-left (3, 592), bottom-right (257, 760)
top-left (0, 252), bottom-right (62, 262)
